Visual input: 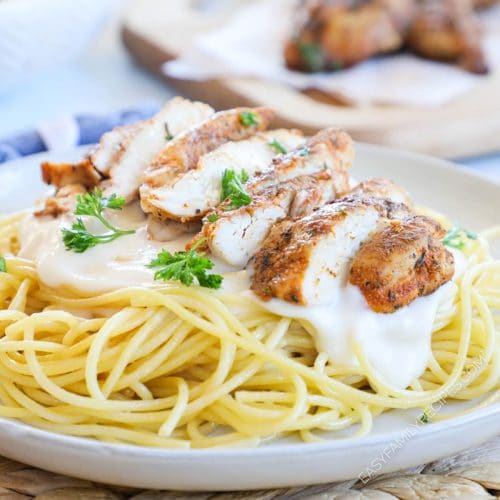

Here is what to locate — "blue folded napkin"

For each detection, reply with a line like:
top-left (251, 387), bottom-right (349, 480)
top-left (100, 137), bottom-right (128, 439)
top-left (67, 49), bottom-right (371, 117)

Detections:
top-left (0, 105), bottom-right (159, 164)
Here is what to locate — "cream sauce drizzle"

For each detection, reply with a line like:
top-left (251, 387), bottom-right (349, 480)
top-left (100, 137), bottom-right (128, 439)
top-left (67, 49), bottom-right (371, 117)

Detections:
top-left (256, 248), bottom-right (465, 390)
top-left (19, 207), bottom-right (464, 390)
top-left (256, 283), bottom-right (452, 390)
top-left (18, 204), bottom-right (237, 295)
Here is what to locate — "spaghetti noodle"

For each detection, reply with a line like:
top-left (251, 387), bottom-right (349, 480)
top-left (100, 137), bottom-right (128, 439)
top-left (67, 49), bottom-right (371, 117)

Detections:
top-left (0, 211), bottom-right (497, 448)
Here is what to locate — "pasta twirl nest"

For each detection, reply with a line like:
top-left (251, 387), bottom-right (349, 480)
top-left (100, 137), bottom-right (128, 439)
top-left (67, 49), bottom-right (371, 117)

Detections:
top-left (0, 98), bottom-right (498, 448)
top-left (0, 213), bottom-right (498, 448)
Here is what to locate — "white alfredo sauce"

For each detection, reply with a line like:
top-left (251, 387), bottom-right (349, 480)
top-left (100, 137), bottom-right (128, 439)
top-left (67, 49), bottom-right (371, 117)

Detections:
top-left (19, 206), bottom-right (465, 390)
top-left (256, 248), bottom-right (465, 390)
top-left (257, 283), bottom-right (450, 390)
top-left (18, 204), bottom-right (237, 294)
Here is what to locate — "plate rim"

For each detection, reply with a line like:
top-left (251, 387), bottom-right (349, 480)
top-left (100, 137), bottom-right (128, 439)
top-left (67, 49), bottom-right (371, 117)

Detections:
top-left (0, 401), bottom-right (498, 460)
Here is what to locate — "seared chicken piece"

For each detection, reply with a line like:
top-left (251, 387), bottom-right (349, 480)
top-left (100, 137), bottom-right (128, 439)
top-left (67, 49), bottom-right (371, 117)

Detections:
top-left (140, 107), bottom-right (275, 221)
top-left (147, 216), bottom-right (201, 242)
top-left (194, 129), bottom-right (354, 267)
top-left (101, 97), bottom-right (214, 202)
top-left (138, 129), bottom-right (304, 222)
top-left (473, 0), bottom-right (500, 6)
top-left (202, 172), bottom-right (337, 267)
top-left (90, 123), bottom-right (141, 176)
top-left (247, 128), bottom-right (353, 196)
top-left (41, 159), bottom-right (101, 190)
top-left (284, 0), bottom-right (416, 72)
top-left (252, 196), bottom-right (410, 304)
top-left (347, 178), bottom-right (413, 207)
top-left (142, 107), bottom-right (274, 183)
top-left (34, 184), bottom-right (86, 218)
top-left (406, 0), bottom-right (488, 74)
top-left (349, 215), bottom-right (454, 312)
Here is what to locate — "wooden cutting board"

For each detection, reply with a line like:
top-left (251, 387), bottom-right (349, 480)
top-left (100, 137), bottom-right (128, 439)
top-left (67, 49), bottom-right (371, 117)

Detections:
top-left (122, 0), bottom-right (500, 158)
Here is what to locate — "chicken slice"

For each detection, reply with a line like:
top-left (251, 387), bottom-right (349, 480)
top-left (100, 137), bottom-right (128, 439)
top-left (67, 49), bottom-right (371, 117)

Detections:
top-left (194, 129), bottom-right (354, 267)
top-left (140, 107), bottom-right (275, 219)
top-left (34, 184), bottom-right (87, 218)
top-left (349, 215), bottom-right (454, 313)
top-left (247, 128), bottom-right (354, 195)
top-left (89, 123), bottom-right (141, 176)
top-left (142, 107), bottom-right (275, 186)
top-left (138, 129), bottom-right (304, 222)
top-left (473, 0), bottom-right (500, 6)
top-left (201, 172), bottom-right (337, 267)
top-left (101, 97), bottom-right (214, 202)
top-left (347, 178), bottom-right (413, 207)
top-left (284, 0), bottom-right (416, 72)
top-left (41, 159), bottom-right (101, 190)
top-left (406, 0), bottom-right (488, 74)
top-left (251, 197), bottom-right (411, 305)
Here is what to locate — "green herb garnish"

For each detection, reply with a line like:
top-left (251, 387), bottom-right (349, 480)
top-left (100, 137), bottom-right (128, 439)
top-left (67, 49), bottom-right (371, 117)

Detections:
top-left (442, 225), bottom-right (477, 250)
top-left (328, 59), bottom-right (344, 71)
top-left (220, 169), bottom-right (252, 210)
top-left (148, 238), bottom-right (223, 289)
top-left (164, 122), bottom-right (173, 141)
top-left (0, 256), bottom-right (6, 273)
top-left (207, 213), bottom-right (218, 223)
top-left (419, 412), bottom-right (430, 424)
top-left (268, 139), bottom-right (287, 155)
top-left (298, 42), bottom-right (324, 72)
top-left (62, 189), bottom-right (135, 253)
top-left (239, 111), bottom-right (260, 127)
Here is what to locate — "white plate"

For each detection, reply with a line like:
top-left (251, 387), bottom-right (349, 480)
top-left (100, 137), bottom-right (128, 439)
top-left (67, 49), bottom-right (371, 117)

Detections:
top-left (0, 145), bottom-right (498, 491)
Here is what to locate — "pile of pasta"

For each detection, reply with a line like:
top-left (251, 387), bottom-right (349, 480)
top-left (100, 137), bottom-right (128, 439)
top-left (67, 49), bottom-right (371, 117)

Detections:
top-left (0, 211), bottom-right (498, 448)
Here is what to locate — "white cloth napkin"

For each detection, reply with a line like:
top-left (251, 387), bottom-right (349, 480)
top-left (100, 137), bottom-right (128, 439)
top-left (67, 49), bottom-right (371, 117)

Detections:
top-left (163, 0), bottom-right (500, 108)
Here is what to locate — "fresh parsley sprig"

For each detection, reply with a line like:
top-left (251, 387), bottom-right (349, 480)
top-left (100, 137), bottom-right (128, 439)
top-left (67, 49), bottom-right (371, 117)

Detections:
top-left (442, 225), bottom-right (477, 250)
top-left (62, 189), bottom-right (135, 253)
top-left (419, 412), bottom-right (430, 424)
top-left (164, 122), bottom-right (173, 141)
top-left (220, 169), bottom-right (252, 211)
top-left (268, 139), bottom-right (287, 155)
top-left (298, 41), bottom-right (324, 72)
top-left (239, 111), bottom-right (260, 127)
top-left (148, 239), bottom-right (223, 289)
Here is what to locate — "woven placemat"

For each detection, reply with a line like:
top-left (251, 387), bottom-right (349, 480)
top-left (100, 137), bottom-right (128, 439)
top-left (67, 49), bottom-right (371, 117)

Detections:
top-left (0, 437), bottom-right (497, 499)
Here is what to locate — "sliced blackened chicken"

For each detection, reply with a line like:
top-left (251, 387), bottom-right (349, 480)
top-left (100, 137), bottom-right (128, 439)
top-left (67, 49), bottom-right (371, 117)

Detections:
top-left (139, 129), bottom-right (303, 222)
top-left (35, 184), bottom-right (87, 217)
top-left (201, 172), bottom-right (337, 267)
top-left (195, 129), bottom-right (354, 267)
top-left (89, 122), bottom-right (141, 176)
top-left (348, 178), bottom-right (413, 207)
top-left (406, 0), bottom-right (488, 74)
top-left (252, 197), bottom-right (410, 304)
top-left (140, 107), bottom-right (275, 220)
top-left (247, 128), bottom-right (353, 196)
top-left (100, 97), bottom-right (214, 202)
top-left (37, 160), bottom-right (101, 217)
top-left (41, 159), bottom-right (101, 190)
top-left (349, 215), bottom-right (454, 313)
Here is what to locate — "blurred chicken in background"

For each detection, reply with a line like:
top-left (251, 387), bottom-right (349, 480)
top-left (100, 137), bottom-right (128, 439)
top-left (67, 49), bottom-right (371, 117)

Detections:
top-left (284, 0), bottom-right (499, 74)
